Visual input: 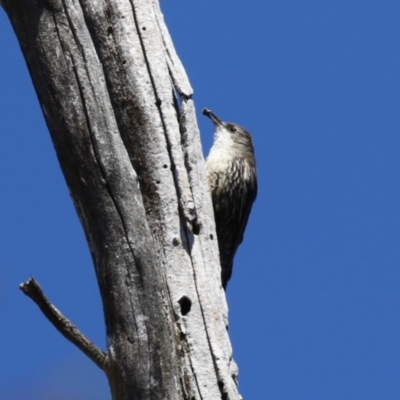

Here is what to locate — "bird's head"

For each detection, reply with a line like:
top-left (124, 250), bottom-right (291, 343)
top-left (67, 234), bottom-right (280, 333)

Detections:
top-left (202, 108), bottom-right (253, 151)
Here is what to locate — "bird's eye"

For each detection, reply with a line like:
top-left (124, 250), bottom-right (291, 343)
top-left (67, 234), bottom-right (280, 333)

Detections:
top-left (230, 126), bottom-right (237, 133)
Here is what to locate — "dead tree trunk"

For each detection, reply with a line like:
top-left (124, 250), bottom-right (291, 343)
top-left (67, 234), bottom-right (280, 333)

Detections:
top-left (1, 0), bottom-right (241, 399)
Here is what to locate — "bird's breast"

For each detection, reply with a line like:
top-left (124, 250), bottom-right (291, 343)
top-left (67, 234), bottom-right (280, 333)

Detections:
top-left (206, 148), bottom-right (253, 196)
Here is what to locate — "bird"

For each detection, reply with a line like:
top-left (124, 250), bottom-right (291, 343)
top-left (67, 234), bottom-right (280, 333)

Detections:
top-left (203, 108), bottom-right (257, 289)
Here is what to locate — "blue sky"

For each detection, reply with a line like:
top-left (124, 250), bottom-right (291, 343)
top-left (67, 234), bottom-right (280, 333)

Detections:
top-left (1, 1), bottom-right (400, 399)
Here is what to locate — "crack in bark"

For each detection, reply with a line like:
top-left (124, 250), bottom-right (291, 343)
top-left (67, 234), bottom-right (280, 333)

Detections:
top-left (56, 0), bottom-right (154, 382)
top-left (129, 0), bottom-right (197, 232)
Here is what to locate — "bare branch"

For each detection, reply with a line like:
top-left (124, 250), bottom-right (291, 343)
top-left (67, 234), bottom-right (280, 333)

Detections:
top-left (19, 277), bottom-right (106, 371)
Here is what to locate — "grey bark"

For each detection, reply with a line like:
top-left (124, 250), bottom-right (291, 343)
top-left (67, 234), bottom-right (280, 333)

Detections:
top-left (1, 0), bottom-right (241, 399)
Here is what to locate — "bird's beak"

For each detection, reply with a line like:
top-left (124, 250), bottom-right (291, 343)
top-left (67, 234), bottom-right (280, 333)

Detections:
top-left (202, 108), bottom-right (222, 126)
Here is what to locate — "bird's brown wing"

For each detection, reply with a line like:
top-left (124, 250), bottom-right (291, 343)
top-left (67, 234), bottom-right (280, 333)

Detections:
top-left (223, 167), bottom-right (257, 286)
top-left (209, 161), bottom-right (257, 288)
top-left (234, 169), bottom-right (258, 250)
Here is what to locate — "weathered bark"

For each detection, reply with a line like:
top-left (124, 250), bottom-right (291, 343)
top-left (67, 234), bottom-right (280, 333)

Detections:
top-left (1, 0), bottom-right (241, 399)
